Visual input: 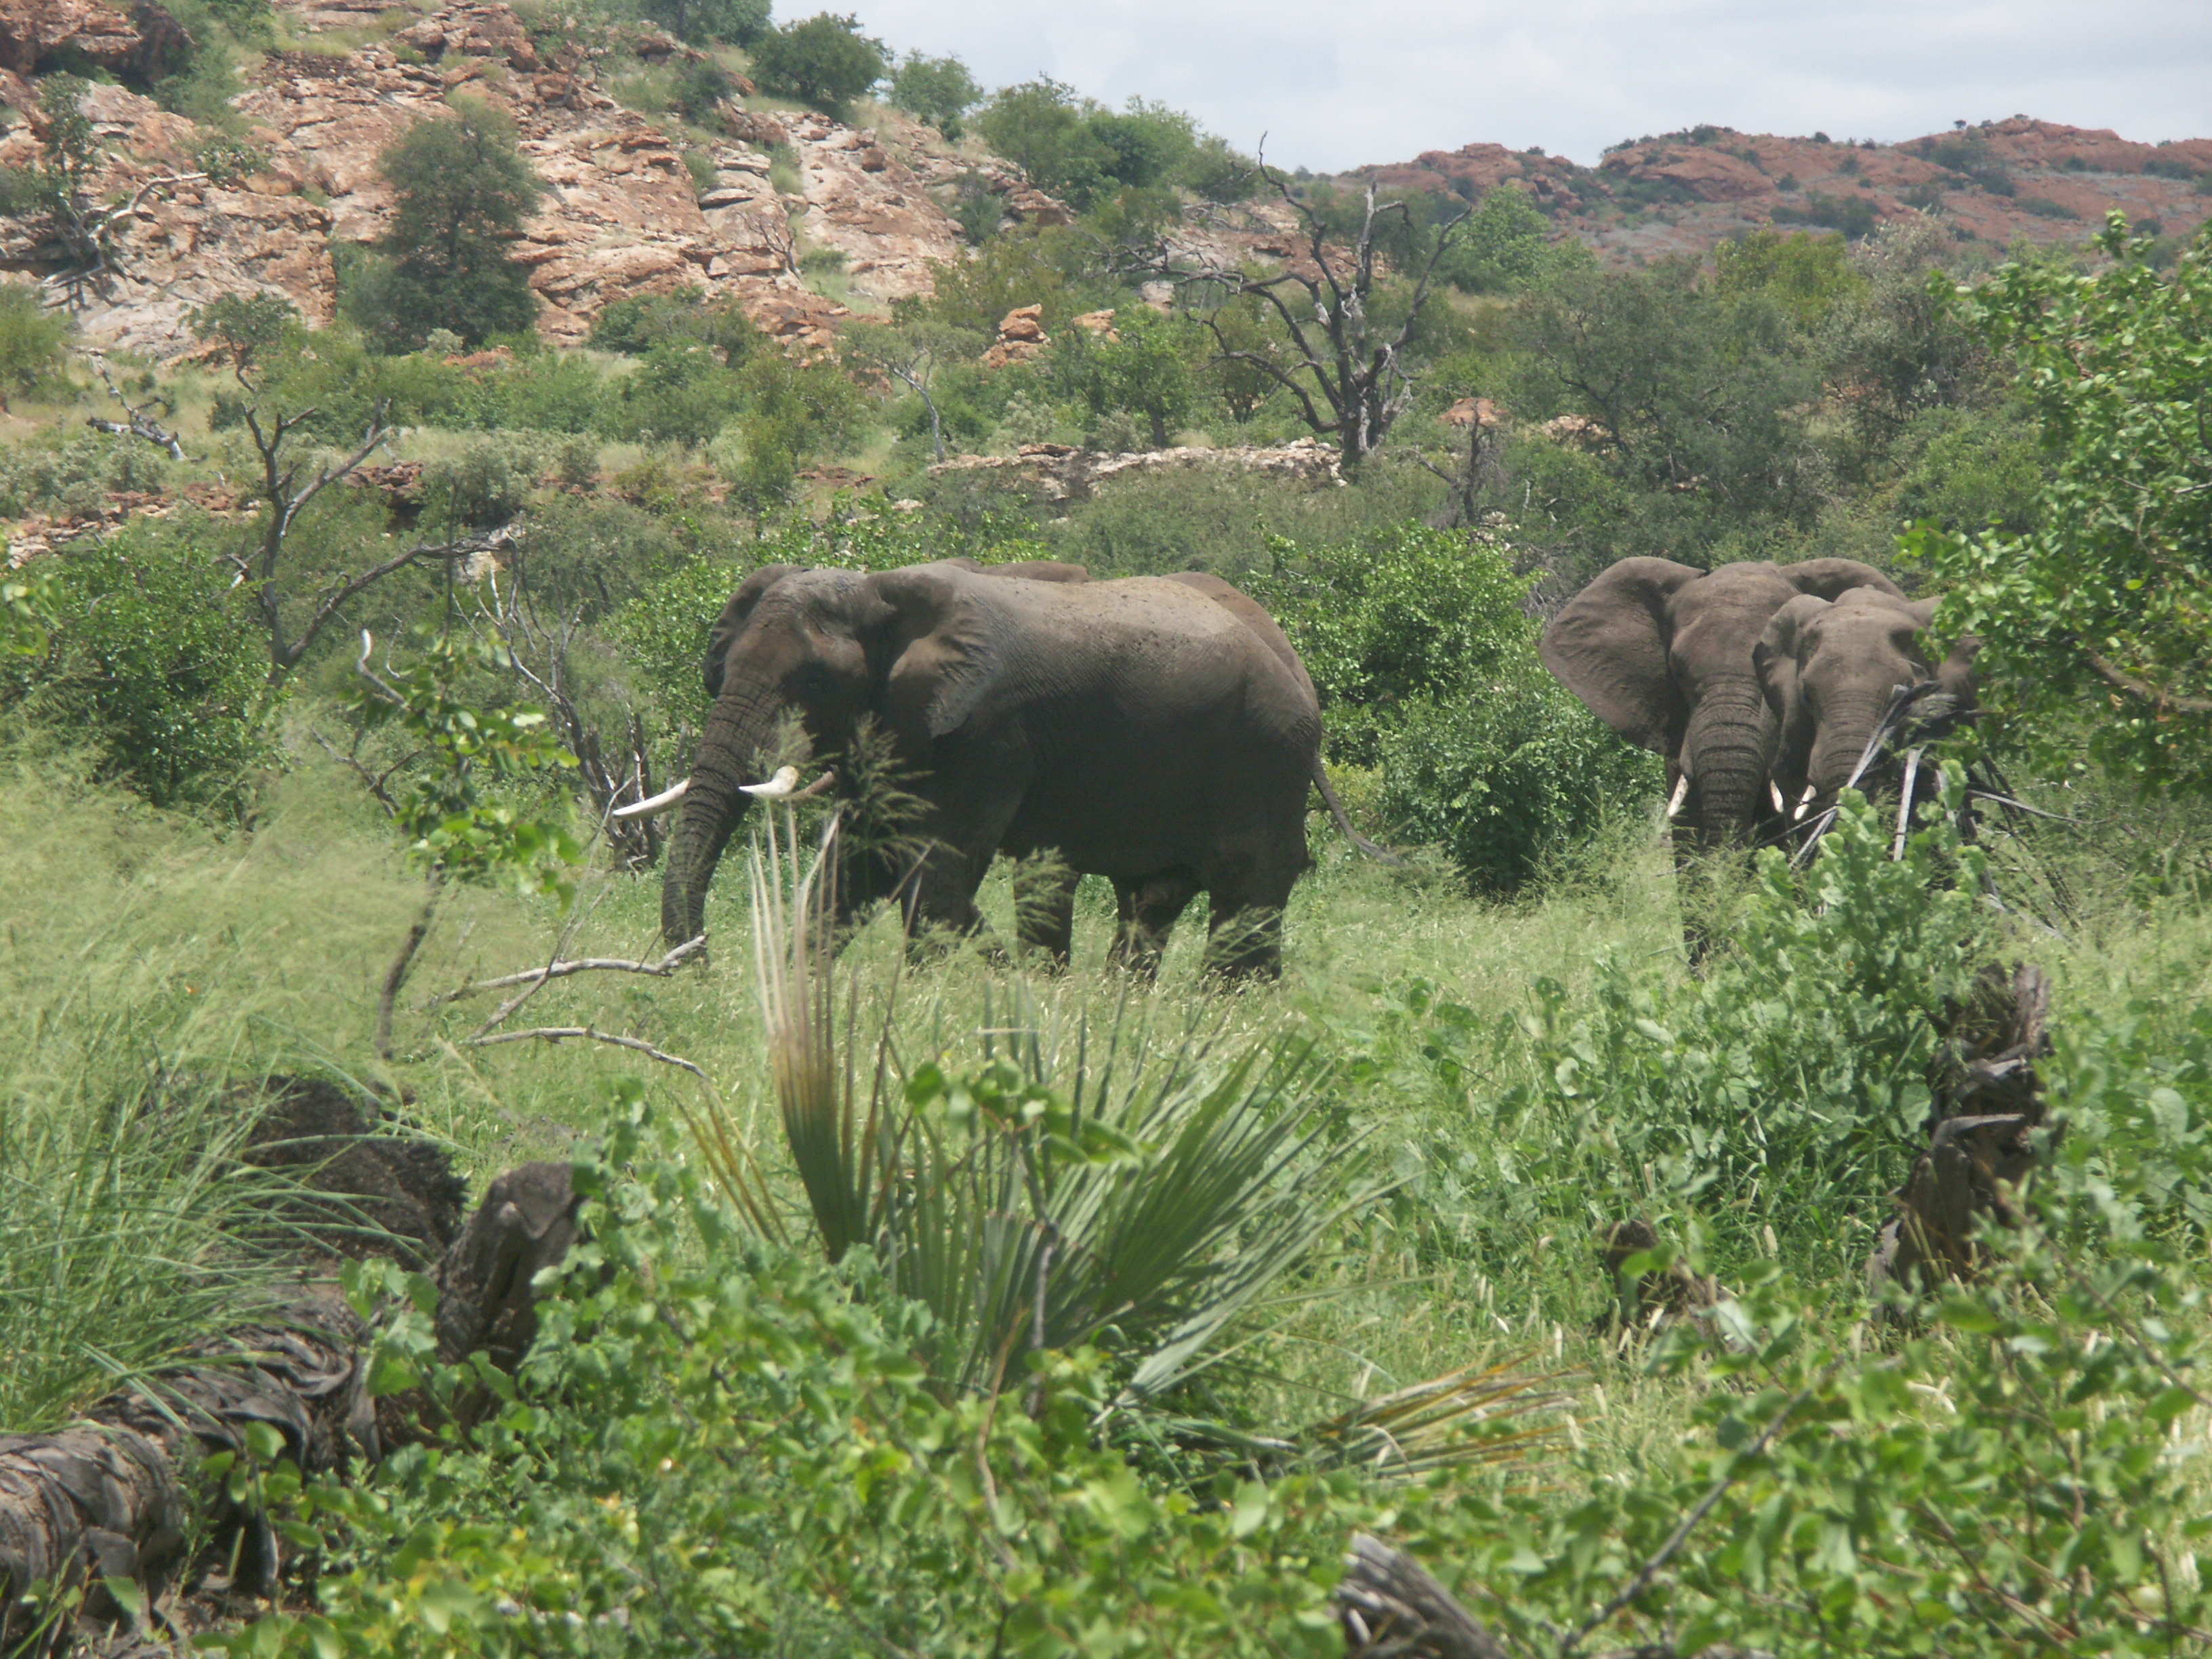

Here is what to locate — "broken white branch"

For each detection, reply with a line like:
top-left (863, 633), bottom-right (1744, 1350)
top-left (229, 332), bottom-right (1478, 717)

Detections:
top-left (466, 1025), bottom-right (710, 1082)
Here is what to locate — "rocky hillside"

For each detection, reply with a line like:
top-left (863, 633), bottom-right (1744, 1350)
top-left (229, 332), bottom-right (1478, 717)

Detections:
top-left (1361, 119), bottom-right (2212, 261)
top-left (0, 0), bottom-right (1063, 356)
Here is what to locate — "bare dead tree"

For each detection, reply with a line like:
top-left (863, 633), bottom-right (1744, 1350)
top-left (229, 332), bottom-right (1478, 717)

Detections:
top-left (464, 550), bottom-right (668, 871)
top-left (1136, 159), bottom-right (1469, 472)
top-left (78, 350), bottom-right (188, 460)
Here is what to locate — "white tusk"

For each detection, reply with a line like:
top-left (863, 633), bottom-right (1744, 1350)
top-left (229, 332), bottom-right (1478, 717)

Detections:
top-left (1793, 783), bottom-right (1816, 821)
top-left (1769, 780), bottom-right (1786, 815)
top-left (1664, 773), bottom-right (1690, 819)
top-left (612, 777), bottom-right (689, 819)
top-left (1891, 747), bottom-right (1923, 860)
top-left (741, 764), bottom-right (803, 800)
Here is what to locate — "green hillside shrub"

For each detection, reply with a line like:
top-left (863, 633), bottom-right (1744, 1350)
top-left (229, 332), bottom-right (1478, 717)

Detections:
top-left (0, 282), bottom-right (68, 396)
top-left (748, 12), bottom-right (888, 112)
top-left (888, 49), bottom-right (981, 138)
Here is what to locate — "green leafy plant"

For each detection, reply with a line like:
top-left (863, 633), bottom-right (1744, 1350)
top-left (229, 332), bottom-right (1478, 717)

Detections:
top-left (1913, 214), bottom-right (2212, 795)
top-left (889, 49), bottom-right (981, 138)
top-left (350, 627), bottom-right (580, 1053)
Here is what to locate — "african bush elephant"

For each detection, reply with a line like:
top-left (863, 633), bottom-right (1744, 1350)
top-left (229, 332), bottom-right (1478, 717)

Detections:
top-left (655, 558), bottom-right (1330, 977)
top-left (1754, 586), bottom-right (1980, 829)
top-left (1539, 557), bottom-right (1907, 949)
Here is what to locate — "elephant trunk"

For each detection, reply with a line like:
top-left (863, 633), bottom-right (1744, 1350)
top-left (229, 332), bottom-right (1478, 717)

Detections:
top-left (661, 678), bottom-right (782, 947)
top-left (1677, 684), bottom-right (1776, 842)
top-left (1803, 691), bottom-right (1898, 814)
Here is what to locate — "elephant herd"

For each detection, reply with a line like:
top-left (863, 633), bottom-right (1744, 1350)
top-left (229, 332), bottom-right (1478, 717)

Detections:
top-left (628, 552), bottom-right (1975, 977)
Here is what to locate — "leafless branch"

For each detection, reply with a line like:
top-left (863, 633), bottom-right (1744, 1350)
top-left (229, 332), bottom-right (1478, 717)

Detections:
top-left (466, 1025), bottom-right (710, 1082)
top-left (2081, 647), bottom-right (2212, 716)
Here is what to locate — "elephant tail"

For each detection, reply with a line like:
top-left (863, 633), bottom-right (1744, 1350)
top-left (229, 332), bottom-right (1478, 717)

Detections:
top-left (1312, 760), bottom-right (1404, 865)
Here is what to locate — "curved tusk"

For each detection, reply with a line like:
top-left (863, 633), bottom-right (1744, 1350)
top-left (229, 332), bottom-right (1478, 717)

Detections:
top-left (1664, 773), bottom-right (1691, 820)
top-left (1793, 783), bottom-right (1816, 821)
top-left (613, 777), bottom-right (689, 819)
top-left (1769, 780), bottom-right (1786, 815)
top-left (741, 764), bottom-right (804, 800)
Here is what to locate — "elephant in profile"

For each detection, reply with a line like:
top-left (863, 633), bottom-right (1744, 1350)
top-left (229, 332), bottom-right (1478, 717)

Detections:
top-left (653, 558), bottom-right (1345, 977)
top-left (1755, 586), bottom-right (1980, 832)
top-left (1539, 556), bottom-right (1907, 949)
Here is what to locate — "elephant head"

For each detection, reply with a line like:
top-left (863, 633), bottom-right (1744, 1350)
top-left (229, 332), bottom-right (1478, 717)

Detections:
top-left (1754, 588), bottom-right (1980, 822)
top-left (661, 561), bottom-right (1004, 948)
top-left (1540, 558), bottom-right (1910, 845)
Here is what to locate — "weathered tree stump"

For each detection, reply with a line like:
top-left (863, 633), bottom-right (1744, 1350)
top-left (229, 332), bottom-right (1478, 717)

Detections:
top-left (0, 1078), bottom-right (584, 1653)
top-left (1338, 1533), bottom-right (1515, 1659)
top-left (1592, 1218), bottom-right (1723, 1341)
top-left (1867, 962), bottom-right (2055, 1301)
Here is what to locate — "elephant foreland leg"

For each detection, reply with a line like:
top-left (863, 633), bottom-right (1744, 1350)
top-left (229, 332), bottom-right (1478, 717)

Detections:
top-left (1201, 868), bottom-right (1296, 982)
top-left (1108, 871), bottom-right (1202, 979)
top-left (1010, 855), bottom-right (1080, 969)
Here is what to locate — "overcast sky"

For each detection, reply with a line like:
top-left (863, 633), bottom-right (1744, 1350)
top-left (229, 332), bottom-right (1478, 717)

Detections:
top-left (849, 0), bottom-right (2212, 173)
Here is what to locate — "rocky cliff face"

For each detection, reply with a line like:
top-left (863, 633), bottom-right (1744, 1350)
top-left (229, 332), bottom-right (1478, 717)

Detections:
top-left (1361, 118), bottom-right (2212, 262)
top-left (0, 0), bottom-right (992, 356)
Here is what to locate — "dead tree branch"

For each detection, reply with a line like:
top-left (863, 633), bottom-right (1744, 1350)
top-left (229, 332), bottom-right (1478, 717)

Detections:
top-left (466, 1025), bottom-right (710, 1081)
top-left (78, 350), bottom-right (188, 459)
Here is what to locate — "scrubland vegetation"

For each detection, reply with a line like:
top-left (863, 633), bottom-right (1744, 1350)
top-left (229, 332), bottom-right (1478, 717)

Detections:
top-left (1, 9), bottom-right (2209, 1648)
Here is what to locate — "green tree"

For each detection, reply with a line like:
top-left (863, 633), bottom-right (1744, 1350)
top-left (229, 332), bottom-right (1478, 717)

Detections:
top-left (888, 50), bottom-right (981, 138)
top-left (1917, 214), bottom-right (2212, 794)
top-left (1049, 307), bottom-right (1203, 450)
top-left (748, 13), bottom-right (889, 113)
top-left (1712, 226), bottom-right (1862, 327)
top-left (346, 101), bottom-right (542, 352)
top-left (1434, 186), bottom-right (1571, 294)
top-left (975, 79), bottom-right (1114, 207)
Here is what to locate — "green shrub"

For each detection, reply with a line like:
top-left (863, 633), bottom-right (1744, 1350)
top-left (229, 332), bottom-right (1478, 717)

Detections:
top-left (0, 283), bottom-right (68, 398)
top-left (1, 521), bottom-right (277, 813)
top-left (1378, 658), bottom-right (1661, 893)
top-left (487, 351), bottom-right (607, 433)
top-left (747, 12), bottom-right (888, 112)
top-left (1244, 523), bottom-right (1532, 769)
top-left (640, 0), bottom-right (766, 46)
top-left (420, 433), bottom-right (548, 529)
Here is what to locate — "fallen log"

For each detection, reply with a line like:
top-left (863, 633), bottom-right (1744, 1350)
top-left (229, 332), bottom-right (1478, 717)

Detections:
top-left (0, 1080), bottom-right (583, 1654)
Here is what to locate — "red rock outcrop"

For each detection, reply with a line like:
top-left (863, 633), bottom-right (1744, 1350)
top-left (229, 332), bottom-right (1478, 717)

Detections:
top-left (0, 0), bottom-right (192, 88)
top-left (1359, 118), bottom-right (2212, 263)
top-left (0, 0), bottom-right (965, 354)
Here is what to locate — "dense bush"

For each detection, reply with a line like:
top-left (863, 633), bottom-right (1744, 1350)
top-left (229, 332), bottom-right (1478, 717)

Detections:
top-left (1378, 659), bottom-right (1660, 893)
top-left (1245, 523), bottom-right (1532, 769)
top-left (1, 521), bottom-right (276, 813)
top-left (638, 0), bottom-right (767, 47)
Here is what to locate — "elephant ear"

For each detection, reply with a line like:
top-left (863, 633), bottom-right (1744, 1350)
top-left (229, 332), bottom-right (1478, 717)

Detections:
top-left (1781, 558), bottom-right (1908, 604)
top-left (867, 565), bottom-right (1001, 750)
top-left (1539, 557), bottom-right (1703, 753)
top-left (703, 564), bottom-right (800, 701)
top-left (1752, 601), bottom-right (1822, 787)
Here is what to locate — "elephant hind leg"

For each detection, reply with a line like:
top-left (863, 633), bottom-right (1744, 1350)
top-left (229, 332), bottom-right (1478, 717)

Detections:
top-left (1108, 870), bottom-right (1202, 979)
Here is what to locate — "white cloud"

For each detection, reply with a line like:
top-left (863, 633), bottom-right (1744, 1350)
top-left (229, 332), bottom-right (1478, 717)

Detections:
top-left (849, 0), bottom-right (2212, 170)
